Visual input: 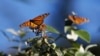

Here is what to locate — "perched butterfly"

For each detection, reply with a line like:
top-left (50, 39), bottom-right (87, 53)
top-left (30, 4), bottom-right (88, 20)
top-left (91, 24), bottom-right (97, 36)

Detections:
top-left (20, 13), bottom-right (49, 35)
top-left (68, 15), bottom-right (89, 25)
top-left (65, 15), bottom-right (89, 26)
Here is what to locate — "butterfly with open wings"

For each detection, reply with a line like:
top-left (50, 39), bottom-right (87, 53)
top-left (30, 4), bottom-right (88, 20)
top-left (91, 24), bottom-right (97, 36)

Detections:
top-left (65, 14), bottom-right (89, 26)
top-left (20, 13), bottom-right (49, 35)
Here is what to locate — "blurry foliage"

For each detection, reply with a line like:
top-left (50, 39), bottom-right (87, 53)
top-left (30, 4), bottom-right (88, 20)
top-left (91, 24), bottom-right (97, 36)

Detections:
top-left (1, 12), bottom-right (95, 56)
top-left (1, 25), bottom-right (95, 56)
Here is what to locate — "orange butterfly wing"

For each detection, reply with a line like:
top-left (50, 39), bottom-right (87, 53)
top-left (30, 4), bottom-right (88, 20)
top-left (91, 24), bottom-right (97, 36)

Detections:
top-left (30, 13), bottom-right (49, 26)
top-left (20, 13), bottom-right (49, 28)
top-left (68, 15), bottom-right (88, 24)
top-left (20, 20), bottom-right (38, 28)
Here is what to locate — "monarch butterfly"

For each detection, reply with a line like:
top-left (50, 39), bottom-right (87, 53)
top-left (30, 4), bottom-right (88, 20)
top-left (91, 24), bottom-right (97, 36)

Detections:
top-left (68, 15), bottom-right (89, 25)
top-left (20, 13), bottom-right (49, 34)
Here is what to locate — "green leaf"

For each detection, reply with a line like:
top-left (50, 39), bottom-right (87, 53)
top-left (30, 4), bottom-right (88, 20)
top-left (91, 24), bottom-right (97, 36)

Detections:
top-left (69, 41), bottom-right (80, 48)
top-left (84, 51), bottom-right (95, 56)
top-left (61, 48), bottom-right (67, 55)
top-left (85, 44), bottom-right (97, 51)
top-left (46, 25), bottom-right (60, 34)
top-left (74, 30), bottom-right (90, 43)
top-left (75, 51), bottom-right (84, 56)
top-left (64, 26), bottom-right (77, 33)
top-left (55, 48), bottom-right (63, 56)
top-left (75, 51), bottom-right (95, 56)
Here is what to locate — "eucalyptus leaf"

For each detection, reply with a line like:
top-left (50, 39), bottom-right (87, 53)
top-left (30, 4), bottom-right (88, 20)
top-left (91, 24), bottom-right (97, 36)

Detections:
top-left (84, 51), bottom-right (95, 56)
top-left (61, 48), bottom-right (67, 55)
top-left (68, 40), bottom-right (80, 48)
top-left (55, 48), bottom-right (64, 56)
top-left (50, 43), bottom-right (56, 50)
top-left (64, 26), bottom-right (77, 33)
top-left (46, 25), bottom-right (60, 34)
top-left (75, 51), bottom-right (95, 56)
top-left (73, 30), bottom-right (90, 43)
top-left (71, 42), bottom-right (80, 48)
top-left (36, 39), bottom-right (42, 47)
top-left (75, 52), bottom-right (85, 56)
top-left (85, 44), bottom-right (97, 51)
